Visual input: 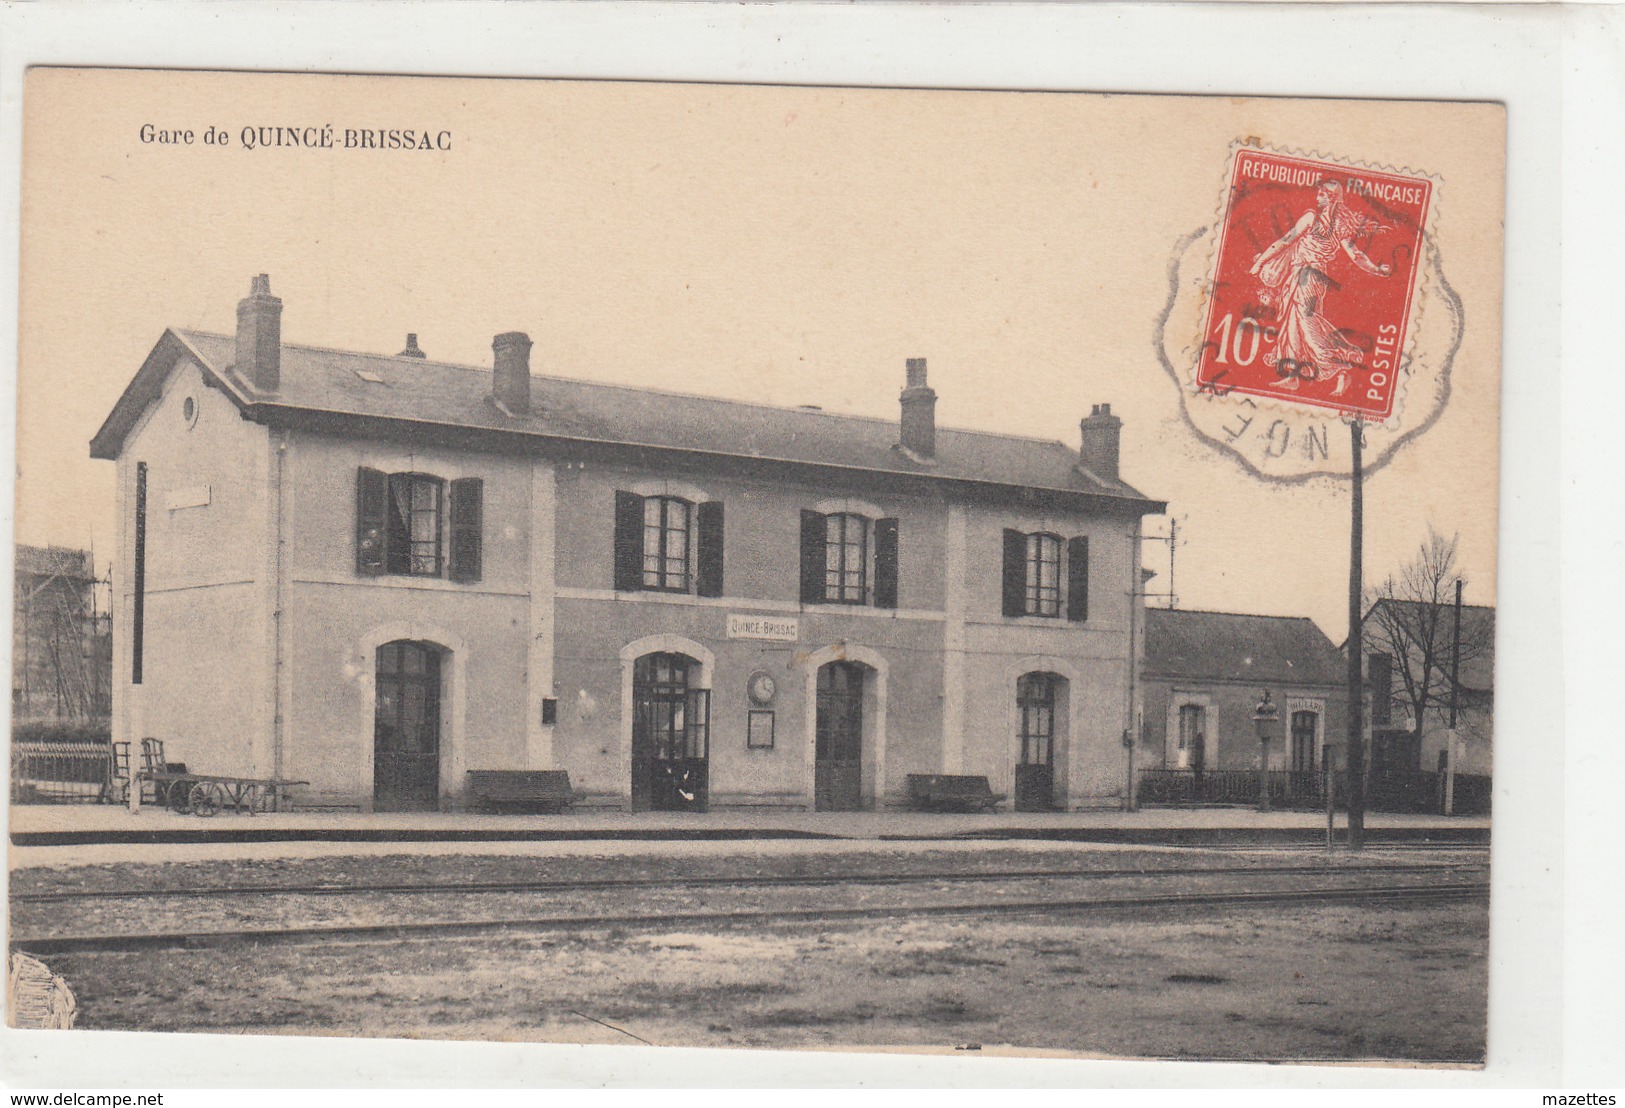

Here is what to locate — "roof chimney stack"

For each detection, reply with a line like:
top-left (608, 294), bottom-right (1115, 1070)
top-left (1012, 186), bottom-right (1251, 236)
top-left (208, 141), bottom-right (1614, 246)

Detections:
top-left (899, 357), bottom-right (937, 459)
top-left (1080, 403), bottom-right (1122, 481)
top-left (235, 274), bottom-right (282, 391)
top-left (492, 331), bottom-right (533, 415)
top-left (398, 333), bottom-right (426, 359)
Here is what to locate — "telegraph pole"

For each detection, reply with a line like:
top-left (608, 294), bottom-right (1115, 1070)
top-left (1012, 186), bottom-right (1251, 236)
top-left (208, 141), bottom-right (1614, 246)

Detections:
top-left (1167, 518), bottom-right (1177, 609)
top-left (1346, 419), bottom-right (1367, 850)
top-left (1450, 579), bottom-right (1463, 729)
top-left (1446, 577), bottom-right (1463, 815)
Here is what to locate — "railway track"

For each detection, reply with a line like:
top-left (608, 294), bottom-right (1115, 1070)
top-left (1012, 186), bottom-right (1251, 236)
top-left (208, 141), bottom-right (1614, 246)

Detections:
top-left (12, 879), bottom-right (1488, 957)
top-left (8, 858), bottom-right (1484, 904)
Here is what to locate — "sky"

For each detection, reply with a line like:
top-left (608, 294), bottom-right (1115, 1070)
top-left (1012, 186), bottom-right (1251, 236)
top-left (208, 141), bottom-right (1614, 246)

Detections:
top-left (16, 70), bottom-right (1505, 638)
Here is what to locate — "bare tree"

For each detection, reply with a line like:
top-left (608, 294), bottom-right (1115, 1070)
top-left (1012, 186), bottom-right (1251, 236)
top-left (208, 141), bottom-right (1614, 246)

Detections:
top-left (1365, 529), bottom-right (1493, 751)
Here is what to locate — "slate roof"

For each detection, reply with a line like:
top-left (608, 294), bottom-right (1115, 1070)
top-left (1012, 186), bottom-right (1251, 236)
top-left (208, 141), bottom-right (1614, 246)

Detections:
top-left (1142, 608), bottom-right (1347, 687)
top-left (91, 329), bottom-right (1163, 512)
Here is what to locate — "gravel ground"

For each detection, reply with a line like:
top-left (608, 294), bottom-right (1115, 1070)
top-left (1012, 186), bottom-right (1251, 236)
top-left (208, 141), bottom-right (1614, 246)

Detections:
top-left (34, 900), bottom-right (1488, 1063)
top-left (10, 845), bottom-right (1489, 1064)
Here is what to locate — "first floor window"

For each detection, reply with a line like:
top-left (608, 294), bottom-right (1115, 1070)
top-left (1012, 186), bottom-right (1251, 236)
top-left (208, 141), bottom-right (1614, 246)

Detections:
top-left (356, 467), bottom-right (482, 582)
top-left (799, 509), bottom-right (898, 609)
top-left (824, 513), bottom-right (868, 603)
top-left (388, 473), bottom-right (444, 576)
top-left (614, 491), bottom-right (724, 597)
top-left (1023, 533), bottom-right (1062, 617)
top-left (642, 496), bottom-right (692, 591)
top-left (1002, 529), bottom-right (1089, 622)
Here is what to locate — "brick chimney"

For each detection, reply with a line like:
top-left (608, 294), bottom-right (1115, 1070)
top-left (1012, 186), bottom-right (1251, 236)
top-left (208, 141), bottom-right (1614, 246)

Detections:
top-left (899, 357), bottom-right (937, 459)
top-left (235, 274), bottom-right (282, 391)
top-left (398, 333), bottom-right (426, 359)
top-left (492, 331), bottom-right (533, 415)
top-left (1080, 403), bottom-right (1122, 480)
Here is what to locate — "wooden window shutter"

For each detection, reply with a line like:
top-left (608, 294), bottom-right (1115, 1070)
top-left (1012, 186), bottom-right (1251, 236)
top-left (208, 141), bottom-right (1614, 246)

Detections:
top-left (873, 518), bottom-right (899, 609)
top-left (1001, 529), bottom-right (1026, 618)
top-left (1066, 536), bottom-right (1090, 623)
top-left (356, 466), bottom-right (389, 576)
top-left (613, 491), bottom-right (644, 592)
top-left (799, 510), bottom-right (827, 605)
top-left (448, 478), bottom-right (484, 583)
top-left (133, 462), bottom-right (148, 684)
top-left (696, 500), bottom-right (725, 598)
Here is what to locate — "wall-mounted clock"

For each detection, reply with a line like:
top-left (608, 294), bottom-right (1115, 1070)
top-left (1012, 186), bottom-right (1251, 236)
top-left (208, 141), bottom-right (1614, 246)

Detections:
top-left (747, 670), bottom-right (777, 706)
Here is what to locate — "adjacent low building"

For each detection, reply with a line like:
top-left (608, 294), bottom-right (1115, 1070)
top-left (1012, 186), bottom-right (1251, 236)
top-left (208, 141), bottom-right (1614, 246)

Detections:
top-left (91, 276), bottom-right (1165, 812)
top-left (1139, 607), bottom-right (1348, 777)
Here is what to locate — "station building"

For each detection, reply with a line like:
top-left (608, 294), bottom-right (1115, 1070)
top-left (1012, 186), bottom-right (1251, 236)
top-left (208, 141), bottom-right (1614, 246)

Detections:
top-left (91, 276), bottom-right (1165, 812)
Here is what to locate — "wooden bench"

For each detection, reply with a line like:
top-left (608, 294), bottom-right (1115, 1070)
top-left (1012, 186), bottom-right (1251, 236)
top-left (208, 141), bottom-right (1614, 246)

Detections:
top-left (465, 770), bottom-right (580, 814)
top-left (906, 774), bottom-right (1006, 813)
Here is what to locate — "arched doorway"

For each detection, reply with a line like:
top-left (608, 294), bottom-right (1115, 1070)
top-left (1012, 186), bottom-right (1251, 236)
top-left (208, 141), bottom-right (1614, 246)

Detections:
top-left (815, 661), bottom-right (870, 811)
top-left (374, 640), bottom-right (445, 811)
top-left (631, 652), bottom-right (710, 812)
top-left (1015, 672), bottom-right (1067, 811)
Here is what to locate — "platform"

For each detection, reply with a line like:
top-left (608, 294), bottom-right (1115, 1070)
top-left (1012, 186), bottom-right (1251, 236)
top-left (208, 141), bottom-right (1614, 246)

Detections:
top-left (6, 804), bottom-right (1490, 869)
top-left (9, 802), bottom-right (1490, 845)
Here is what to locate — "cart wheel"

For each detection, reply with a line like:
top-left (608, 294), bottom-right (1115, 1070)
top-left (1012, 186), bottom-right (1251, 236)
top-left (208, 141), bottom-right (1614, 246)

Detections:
top-left (190, 782), bottom-right (222, 818)
top-left (167, 779), bottom-right (193, 814)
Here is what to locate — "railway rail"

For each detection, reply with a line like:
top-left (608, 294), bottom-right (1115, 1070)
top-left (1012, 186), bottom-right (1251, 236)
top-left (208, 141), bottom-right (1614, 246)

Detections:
top-left (9, 858), bottom-right (1486, 904)
top-left (10, 880), bottom-right (1489, 957)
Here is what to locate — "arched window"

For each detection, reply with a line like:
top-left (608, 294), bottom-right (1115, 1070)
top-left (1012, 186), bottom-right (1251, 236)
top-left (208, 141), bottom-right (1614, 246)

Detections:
top-left (641, 496), bottom-right (692, 591)
top-left (1002, 530), bottom-right (1089, 621)
top-left (1017, 673), bottom-right (1058, 767)
top-left (1023, 533), bottom-right (1063, 617)
top-left (388, 474), bottom-right (444, 576)
top-left (799, 508), bottom-right (899, 609)
top-left (614, 491), bottom-right (723, 597)
top-left (824, 513), bottom-right (870, 604)
top-left (356, 468), bottom-right (483, 582)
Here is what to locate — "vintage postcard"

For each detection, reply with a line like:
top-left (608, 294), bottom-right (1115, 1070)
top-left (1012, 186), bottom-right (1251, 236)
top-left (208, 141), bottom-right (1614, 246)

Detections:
top-left (7, 69), bottom-right (1504, 1069)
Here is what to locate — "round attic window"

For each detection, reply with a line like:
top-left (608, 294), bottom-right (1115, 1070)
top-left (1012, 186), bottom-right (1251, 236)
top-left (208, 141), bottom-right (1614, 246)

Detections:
top-left (182, 396), bottom-right (198, 428)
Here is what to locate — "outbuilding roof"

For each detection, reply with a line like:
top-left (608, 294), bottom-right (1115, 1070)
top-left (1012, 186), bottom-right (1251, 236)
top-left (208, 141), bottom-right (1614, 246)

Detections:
top-left (1142, 607), bottom-right (1347, 688)
top-left (1359, 598), bottom-right (1496, 694)
top-left (91, 328), bottom-right (1164, 512)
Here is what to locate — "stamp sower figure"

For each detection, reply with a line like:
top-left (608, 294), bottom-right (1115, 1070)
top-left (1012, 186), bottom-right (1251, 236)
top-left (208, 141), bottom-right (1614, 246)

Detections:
top-left (1248, 180), bottom-right (1393, 397)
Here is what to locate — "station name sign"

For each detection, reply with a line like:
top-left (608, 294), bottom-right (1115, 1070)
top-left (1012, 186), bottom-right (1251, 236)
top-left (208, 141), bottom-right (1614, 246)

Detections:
top-left (726, 614), bottom-right (799, 642)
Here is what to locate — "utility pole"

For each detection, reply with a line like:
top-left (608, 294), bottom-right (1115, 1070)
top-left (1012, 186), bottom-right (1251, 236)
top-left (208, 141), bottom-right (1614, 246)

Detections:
top-left (1166, 518), bottom-right (1177, 609)
top-left (1138, 519), bottom-right (1180, 609)
top-left (1446, 577), bottom-right (1463, 815)
top-left (1346, 419), bottom-right (1367, 850)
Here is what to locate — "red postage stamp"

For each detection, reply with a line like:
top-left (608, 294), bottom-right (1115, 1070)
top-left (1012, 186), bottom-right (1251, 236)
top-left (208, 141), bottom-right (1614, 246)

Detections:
top-left (1196, 147), bottom-right (1434, 422)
